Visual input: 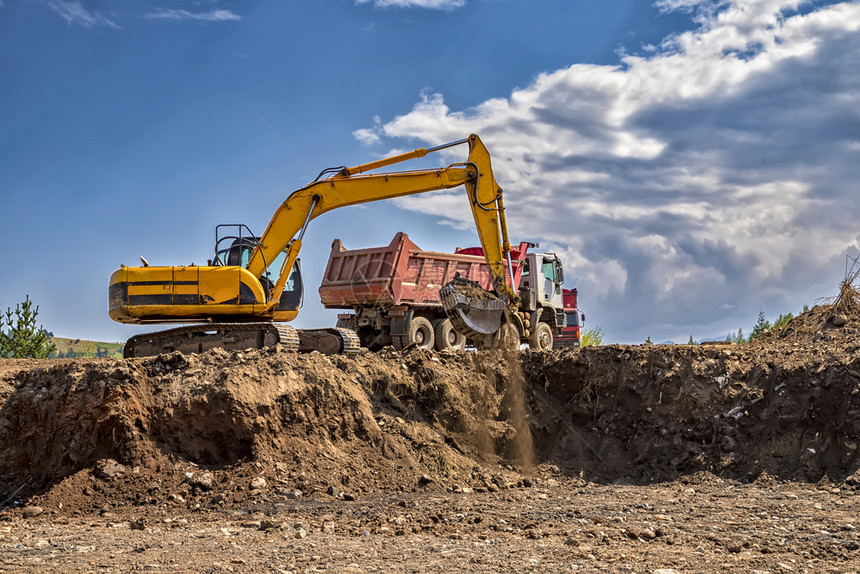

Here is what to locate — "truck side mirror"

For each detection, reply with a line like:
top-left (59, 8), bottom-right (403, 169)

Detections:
top-left (556, 264), bottom-right (564, 284)
top-left (581, 313), bottom-right (585, 323)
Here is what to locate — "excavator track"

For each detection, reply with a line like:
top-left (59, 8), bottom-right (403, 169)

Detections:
top-left (123, 323), bottom-right (360, 358)
top-left (296, 327), bottom-right (362, 356)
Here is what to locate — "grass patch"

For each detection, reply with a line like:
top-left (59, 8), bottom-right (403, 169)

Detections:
top-left (49, 337), bottom-right (123, 358)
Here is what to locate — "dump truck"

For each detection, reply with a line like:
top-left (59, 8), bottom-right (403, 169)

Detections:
top-left (319, 232), bottom-right (571, 350)
top-left (555, 288), bottom-right (584, 348)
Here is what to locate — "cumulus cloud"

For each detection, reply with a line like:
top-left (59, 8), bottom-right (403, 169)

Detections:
top-left (355, 0), bottom-right (466, 9)
top-left (357, 0), bottom-right (860, 342)
top-left (354, 116), bottom-right (385, 145)
top-left (144, 8), bottom-right (240, 22)
top-left (49, 1), bottom-right (119, 28)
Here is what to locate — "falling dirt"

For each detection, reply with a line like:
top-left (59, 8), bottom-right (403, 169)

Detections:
top-left (500, 350), bottom-right (534, 470)
top-left (1, 301), bottom-right (860, 572)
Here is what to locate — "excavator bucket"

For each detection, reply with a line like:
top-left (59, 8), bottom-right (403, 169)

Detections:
top-left (440, 276), bottom-right (507, 339)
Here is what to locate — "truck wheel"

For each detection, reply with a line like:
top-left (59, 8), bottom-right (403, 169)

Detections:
top-left (408, 316), bottom-right (435, 350)
top-left (529, 322), bottom-right (553, 350)
top-left (433, 318), bottom-right (466, 351)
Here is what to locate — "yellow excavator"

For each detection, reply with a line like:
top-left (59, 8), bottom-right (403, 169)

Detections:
top-left (109, 134), bottom-right (522, 357)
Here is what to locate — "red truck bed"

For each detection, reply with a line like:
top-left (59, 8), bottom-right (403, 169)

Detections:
top-left (319, 232), bottom-right (529, 310)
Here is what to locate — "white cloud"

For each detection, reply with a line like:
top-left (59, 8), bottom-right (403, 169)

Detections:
top-left (144, 8), bottom-right (240, 22)
top-left (359, 0), bottom-right (860, 343)
top-left (353, 116), bottom-right (384, 146)
top-left (353, 129), bottom-right (382, 146)
top-left (355, 0), bottom-right (466, 9)
top-left (49, 1), bottom-right (119, 28)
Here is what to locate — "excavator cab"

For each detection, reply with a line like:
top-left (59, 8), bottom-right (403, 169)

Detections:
top-left (213, 225), bottom-right (304, 312)
top-left (213, 225), bottom-right (259, 267)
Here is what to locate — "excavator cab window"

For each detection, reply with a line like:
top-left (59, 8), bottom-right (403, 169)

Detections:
top-left (257, 250), bottom-right (304, 311)
top-left (276, 261), bottom-right (303, 311)
top-left (212, 237), bottom-right (257, 267)
top-left (213, 224), bottom-right (263, 268)
top-left (229, 239), bottom-right (256, 267)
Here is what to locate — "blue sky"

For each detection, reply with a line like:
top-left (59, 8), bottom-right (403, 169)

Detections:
top-left (1, 0), bottom-right (858, 344)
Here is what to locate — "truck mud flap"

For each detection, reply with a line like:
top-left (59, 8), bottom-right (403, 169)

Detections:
top-left (389, 309), bottom-right (414, 338)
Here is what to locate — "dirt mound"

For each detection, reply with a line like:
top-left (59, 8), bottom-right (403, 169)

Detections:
top-left (0, 347), bottom-right (532, 512)
top-left (752, 295), bottom-right (860, 352)
top-left (519, 301), bottom-right (860, 484)
top-left (0, 303), bottom-right (858, 514)
top-left (524, 342), bottom-right (859, 483)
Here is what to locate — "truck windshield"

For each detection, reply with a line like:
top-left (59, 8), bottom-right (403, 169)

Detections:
top-left (542, 260), bottom-right (555, 281)
top-left (564, 310), bottom-right (579, 327)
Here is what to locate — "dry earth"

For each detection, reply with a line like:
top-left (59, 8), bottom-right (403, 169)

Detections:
top-left (1, 300), bottom-right (859, 573)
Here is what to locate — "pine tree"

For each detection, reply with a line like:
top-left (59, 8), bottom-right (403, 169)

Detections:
top-left (749, 309), bottom-right (772, 341)
top-left (688, 335), bottom-right (696, 345)
top-left (0, 296), bottom-right (56, 359)
top-left (645, 336), bottom-right (653, 345)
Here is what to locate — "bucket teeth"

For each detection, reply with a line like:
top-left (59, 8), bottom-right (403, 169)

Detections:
top-left (440, 276), bottom-right (506, 339)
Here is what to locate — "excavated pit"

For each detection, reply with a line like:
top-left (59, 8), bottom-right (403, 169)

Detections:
top-left (1, 302), bottom-right (859, 513)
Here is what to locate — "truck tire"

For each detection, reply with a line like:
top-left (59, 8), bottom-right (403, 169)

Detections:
top-left (529, 322), bottom-right (553, 350)
top-left (408, 316), bottom-right (435, 350)
top-left (433, 318), bottom-right (466, 351)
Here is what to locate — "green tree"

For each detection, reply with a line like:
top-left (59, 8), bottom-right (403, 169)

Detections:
top-left (645, 336), bottom-right (653, 345)
top-left (0, 296), bottom-right (56, 359)
top-left (749, 309), bottom-right (772, 341)
top-left (773, 312), bottom-right (794, 330)
top-left (581, 326), bottom-right (604, 347)
top-left (687, 335), bottom-right (696, 345)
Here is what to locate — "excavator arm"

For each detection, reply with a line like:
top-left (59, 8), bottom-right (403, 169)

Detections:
top-left (250, 134), bottom-right (519, 320)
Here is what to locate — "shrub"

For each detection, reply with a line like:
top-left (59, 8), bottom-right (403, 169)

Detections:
top-left (581, 326), bottom-right (604, 347)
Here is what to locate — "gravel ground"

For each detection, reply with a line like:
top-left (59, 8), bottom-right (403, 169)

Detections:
top-left (2, 475), bottom-right (859, 573)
